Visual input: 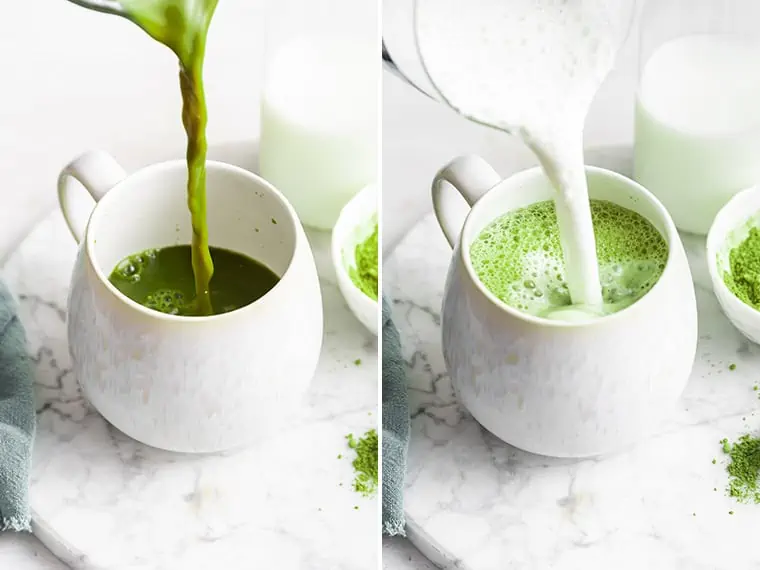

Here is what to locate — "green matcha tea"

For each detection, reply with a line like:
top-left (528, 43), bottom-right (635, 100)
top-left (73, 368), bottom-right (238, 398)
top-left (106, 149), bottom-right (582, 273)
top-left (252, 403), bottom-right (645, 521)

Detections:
top-left (73, 0), bottom-right (220, 315)
top-left (109, 246), bottom-right (279, 317)
top-left (470, 200), bottom-right (668, 320)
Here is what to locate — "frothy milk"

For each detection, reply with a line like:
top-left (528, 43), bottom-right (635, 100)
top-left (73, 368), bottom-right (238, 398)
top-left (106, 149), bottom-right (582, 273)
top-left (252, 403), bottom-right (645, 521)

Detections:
top-left (416, 0), bottom-right (629, 310)
top-left (634, 34), bottom-right (760, 235)
top-left (470, 200), bottom-right (667, 322)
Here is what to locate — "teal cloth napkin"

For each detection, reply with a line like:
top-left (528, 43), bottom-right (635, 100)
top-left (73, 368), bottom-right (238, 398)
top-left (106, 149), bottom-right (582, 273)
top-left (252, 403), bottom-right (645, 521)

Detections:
top-left (382, 296), bottom-right (410, 537)
top-left (0, 281), bottom-right (35, 532)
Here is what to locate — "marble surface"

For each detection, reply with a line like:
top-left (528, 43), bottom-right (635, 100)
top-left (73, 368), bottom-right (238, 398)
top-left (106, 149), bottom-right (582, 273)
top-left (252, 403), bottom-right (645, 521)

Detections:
top-left (383, 537), bottom-right (436, 570)
top-left (0, 210), bottom-right (378, 570)
top-left (0, 533), bottom-right (67, 570)
top-left (384, 196), bottom-right (760, 569)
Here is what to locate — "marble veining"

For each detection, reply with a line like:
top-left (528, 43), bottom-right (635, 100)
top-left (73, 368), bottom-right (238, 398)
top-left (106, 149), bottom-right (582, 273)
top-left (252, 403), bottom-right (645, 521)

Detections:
top-left (385, 214), bottom-right (760, 570)
top-left (0, 211), bottom-right (378, 570)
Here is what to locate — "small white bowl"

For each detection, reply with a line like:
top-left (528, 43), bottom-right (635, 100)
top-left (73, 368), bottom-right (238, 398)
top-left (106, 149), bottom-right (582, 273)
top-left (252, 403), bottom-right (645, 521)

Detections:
top-left (332, 184), bottom-right (378, 336)
top-left (707, 185), bottom-right (760, 344)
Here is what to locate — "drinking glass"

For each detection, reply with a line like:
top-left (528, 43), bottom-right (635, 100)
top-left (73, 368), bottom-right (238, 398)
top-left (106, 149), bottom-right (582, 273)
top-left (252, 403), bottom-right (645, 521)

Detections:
top-left (633, 0), bottom-right (760, 235)
top-left (259, 0), bottom-right (379, 231)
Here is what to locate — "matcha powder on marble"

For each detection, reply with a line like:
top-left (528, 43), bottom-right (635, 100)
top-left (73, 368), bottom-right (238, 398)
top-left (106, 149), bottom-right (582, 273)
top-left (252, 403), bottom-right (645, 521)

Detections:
top-left (346, 429), bottom-right (378, 498)
top-left (350, 225), bottom-right (378, 301)
top-left (721, 435), bottom-right (760, 503)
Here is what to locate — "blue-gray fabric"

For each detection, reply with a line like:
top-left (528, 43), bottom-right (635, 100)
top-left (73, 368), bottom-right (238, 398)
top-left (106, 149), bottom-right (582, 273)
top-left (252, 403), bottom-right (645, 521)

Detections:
top-left (0, 281), bottom-right (34, 532)
top-left (382, 297), bottom-right (410, 537)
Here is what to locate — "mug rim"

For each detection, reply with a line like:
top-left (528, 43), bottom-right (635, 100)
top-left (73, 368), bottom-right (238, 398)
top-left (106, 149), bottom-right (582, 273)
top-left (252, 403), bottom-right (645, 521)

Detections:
top-left (459, 164), bottom-right (682, 328)
top-left (84, 159), bottom-right (302, 324)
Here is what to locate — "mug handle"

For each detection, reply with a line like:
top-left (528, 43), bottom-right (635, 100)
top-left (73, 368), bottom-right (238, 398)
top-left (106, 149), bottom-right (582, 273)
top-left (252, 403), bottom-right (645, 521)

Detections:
top-left (432, 155), bottom-right (501, 248)
top-left (57, 150), bottom-right (128, 243)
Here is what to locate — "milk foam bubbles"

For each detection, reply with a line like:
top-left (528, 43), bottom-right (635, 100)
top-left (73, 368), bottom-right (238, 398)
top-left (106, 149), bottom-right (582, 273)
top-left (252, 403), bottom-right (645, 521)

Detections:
top-left (260, 35), bottom-right (378, 230)
top-left (469, 200), bottom-right (668, 321)
top-left (634, 34), bottom-right (760, 235)
top-left (416, 0), bottom-right (630, 308)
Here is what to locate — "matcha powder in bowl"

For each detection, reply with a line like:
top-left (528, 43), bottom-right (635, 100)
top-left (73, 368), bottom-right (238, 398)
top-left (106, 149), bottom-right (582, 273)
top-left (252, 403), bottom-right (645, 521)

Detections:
top-left (350, 225), bottom-right (378, 301)
top-left (332, 184), bottom-right (378, 335)
top-left (724, 227), bottom-right (760, 309)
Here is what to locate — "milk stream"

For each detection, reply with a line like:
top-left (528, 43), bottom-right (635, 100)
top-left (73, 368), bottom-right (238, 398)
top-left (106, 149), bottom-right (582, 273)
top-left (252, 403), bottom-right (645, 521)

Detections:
top-left (634, 34), bottom-right (760, 235)
top-left (416, 0), bottom-right (628, 309)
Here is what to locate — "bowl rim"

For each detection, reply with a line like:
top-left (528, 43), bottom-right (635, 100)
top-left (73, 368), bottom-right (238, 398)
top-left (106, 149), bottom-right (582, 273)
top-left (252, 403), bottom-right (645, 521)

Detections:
top-left (331, 184), bottom-right (379, 313)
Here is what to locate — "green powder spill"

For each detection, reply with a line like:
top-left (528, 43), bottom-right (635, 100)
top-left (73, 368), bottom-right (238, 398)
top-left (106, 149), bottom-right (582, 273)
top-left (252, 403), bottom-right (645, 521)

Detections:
top-left (345, 429), bottom-right (378, 498)
top-left (724, 227), bottom-right (760, 309)
top-left (721, 435), bottom-right (760, 503)
top-left (349, 225), bottom-right (378, 301)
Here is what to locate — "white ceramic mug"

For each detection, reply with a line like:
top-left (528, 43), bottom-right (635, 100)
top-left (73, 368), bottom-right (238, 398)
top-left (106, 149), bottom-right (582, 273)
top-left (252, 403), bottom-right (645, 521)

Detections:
top-left (433, 155), bottom-right (698, 458)
top-left (58, 150), bottom-right (323, 453)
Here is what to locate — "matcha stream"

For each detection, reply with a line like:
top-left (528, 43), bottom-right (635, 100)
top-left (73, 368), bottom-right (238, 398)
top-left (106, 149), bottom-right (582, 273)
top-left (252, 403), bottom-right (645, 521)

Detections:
top-left (72, 0), bottom-right (219, 315)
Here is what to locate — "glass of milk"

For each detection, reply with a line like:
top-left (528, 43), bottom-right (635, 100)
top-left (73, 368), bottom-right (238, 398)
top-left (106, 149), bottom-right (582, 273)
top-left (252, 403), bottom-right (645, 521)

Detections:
top-left (634, 0), bottom-right (760, 236)
top-left (259, 0), bottom-right (379, 230)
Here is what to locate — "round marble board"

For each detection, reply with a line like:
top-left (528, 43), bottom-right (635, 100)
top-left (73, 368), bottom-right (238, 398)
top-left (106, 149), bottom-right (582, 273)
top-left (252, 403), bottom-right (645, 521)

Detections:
top-left (0, 209), bottom-right (378, 570)
top-left (384, 148), bottom-right (760, 570)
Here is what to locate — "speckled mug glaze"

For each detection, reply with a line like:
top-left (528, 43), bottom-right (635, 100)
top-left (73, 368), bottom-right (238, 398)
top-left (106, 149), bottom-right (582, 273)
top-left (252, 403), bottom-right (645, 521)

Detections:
top-left (58, 150), bottom-right (323, 453)
top-left (432, 155), bottom-right (698, 458)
